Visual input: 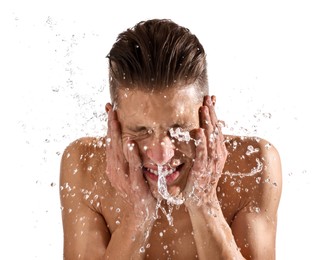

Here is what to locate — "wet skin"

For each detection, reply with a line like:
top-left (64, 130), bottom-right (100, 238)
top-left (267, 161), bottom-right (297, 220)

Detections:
top-left (60, 85), bottom-right (282, 259)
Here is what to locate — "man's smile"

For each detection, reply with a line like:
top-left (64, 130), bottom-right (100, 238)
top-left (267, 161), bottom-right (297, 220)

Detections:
top-left (143, 164), bottom-right (184, 184)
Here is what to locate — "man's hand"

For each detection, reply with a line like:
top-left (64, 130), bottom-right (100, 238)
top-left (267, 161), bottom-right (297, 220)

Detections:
top-left (184, 95), bottom-right (228, 208)
top-left (105, 103), bottom-right (157, 225)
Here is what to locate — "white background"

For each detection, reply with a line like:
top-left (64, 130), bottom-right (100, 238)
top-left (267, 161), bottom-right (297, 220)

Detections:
top-left (1, 0), bottom-right (331, 259)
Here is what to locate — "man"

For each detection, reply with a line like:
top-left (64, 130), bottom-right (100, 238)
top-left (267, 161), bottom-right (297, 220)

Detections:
top-left (60, 19), bottom-right (282, 259)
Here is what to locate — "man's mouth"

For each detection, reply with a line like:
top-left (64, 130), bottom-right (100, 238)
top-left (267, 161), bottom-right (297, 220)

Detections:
top-left (143, 164), bottom-right (184, 184)
top-left (146, 167), bottom-right (176, 176)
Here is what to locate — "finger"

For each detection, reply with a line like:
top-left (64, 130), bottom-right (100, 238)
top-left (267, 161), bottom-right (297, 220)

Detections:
top-left (203, 96), bottom-right (227, 151)
top-left (191, 128), bottom-right (208, 174)
top-left (199, 105), bottom-right (216, 157)
top-left (106, 109), bottom-right (127, 186)
top-left (107, 103), bottom-right (118, 132)
top-left (204, 96), bottom-right (226, 145)
top-left (125, 140), bottom-right (146, 190)
top-left (204, 95), bottom-right (218, 127)
top-left (211, 95), bottom-right (216, 106)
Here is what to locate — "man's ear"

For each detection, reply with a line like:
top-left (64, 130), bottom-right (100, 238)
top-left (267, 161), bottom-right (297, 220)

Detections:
top-left (105, 103), bottom-right (112, 113)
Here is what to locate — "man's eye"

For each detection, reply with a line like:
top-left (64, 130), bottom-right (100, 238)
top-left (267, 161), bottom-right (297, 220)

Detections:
top-left (133, 127), bottom-right (153, 135)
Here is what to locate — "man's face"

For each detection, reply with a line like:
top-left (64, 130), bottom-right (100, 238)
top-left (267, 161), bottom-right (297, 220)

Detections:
top-left (115, 84), bottom-right (202, 197)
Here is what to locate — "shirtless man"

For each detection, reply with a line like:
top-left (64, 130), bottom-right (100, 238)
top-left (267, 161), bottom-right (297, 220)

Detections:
top-left (60, 19), bottom-right (282, 259)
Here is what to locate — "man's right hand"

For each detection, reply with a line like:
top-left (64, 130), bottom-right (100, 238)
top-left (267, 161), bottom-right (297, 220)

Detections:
top-left (105, 103), bottom-right (157, 227)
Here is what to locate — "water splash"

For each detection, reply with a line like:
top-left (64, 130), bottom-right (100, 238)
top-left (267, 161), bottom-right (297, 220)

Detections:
top-left (155, 164), bottom-right (185, 226)
top-left (157, 165), bottom-right (184, 206)
top-left (224, 158), bottom-right (263, 177)
top-left (155, 198), bottom-right (174, 226)
top-left (169, 127), bottom-right (201, 146)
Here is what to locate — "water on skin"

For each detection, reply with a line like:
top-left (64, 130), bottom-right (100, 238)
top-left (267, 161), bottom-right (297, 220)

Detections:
top-left (154, 128), bottom-right (267, 225)
top-left (155, 127), bottom-right (212, 225)
top-left (157, 164), bottom-right (184, 206)
top-left (155, 164), bottom-right (183, 226)
top-left (169, 127), bottom-right (201, 146)
top-left (153, 127), bottom-right (191, 226)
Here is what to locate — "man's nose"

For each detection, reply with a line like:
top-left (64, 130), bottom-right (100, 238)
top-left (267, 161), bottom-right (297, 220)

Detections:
top-left (146, 136), bottom-right (174, 165)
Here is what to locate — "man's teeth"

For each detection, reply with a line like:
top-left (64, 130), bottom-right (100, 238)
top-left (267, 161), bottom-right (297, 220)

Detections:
top-left (148, 168), bottom-right (176, 176)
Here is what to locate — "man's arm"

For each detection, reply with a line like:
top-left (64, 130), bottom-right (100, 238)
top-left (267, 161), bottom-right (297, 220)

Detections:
top-left (60, 136), bottom-right (157, 260)
top-left (60, 138), bottom-right (111, 259)
top-left (183, 96), bottom-right (282, 259)
top-left (186, 139), bottom-right (281, 260)
top-left (231, 141), bottom-right (282, 259)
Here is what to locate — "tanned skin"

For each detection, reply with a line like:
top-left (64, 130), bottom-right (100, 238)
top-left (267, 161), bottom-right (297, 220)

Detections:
top-left (60, 85), bottom-right (282, 260)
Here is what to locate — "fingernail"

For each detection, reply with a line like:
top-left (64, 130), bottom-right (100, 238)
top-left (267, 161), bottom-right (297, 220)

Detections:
top-left (206, 96), bottom-right (212, 105)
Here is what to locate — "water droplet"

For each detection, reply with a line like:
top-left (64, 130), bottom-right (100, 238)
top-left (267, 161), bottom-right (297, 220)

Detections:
top-left (139, 246), bottom-right (145, 253)
top-left (115, 220), bottom-right (120, 225)
top-left (265, 143), bottom-right (272, 149)
top-left (246, 145), bottom-right (259, 156)
top-left (116, 208), bottom-right (121, 213)
top-left (127, 143), bottom-right (135, 151)
top-left (97, 140), bottom-right (103, 148)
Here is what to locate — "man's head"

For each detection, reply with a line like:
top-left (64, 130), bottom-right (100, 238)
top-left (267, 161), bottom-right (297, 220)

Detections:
top-left (105, 19), bottom-right (210, 198)
top-left (106, 19), bottom-right (208, 105)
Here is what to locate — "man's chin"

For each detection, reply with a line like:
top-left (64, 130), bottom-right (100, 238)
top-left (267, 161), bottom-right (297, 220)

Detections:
top-left (146, 179), bottom-right (183, 200)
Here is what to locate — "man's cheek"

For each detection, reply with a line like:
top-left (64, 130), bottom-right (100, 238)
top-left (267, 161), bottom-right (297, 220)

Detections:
top-left (175, 142), bottom-right (196, 159)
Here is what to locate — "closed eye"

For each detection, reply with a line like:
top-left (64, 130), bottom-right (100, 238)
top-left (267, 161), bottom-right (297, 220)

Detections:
top-left (127, 126), bottom-right (153, 137)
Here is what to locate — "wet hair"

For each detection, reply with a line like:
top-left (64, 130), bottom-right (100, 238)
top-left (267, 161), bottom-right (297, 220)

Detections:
top-left (106, 19), bottom-right (208, 102)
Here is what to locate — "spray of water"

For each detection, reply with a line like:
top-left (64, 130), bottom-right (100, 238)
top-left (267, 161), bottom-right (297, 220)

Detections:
top-left (169, 127), bottom-right (201, 146)
top-left (157, 165), bottom-right (184, 206)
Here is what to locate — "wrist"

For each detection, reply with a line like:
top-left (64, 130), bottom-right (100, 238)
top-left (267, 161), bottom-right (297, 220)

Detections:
top-left (185, 191), bottom-right (220, 211)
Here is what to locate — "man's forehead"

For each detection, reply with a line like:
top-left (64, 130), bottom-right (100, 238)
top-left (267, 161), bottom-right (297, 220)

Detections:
top-left (116, 84), bottom-right (203, 105)
top-left (115, 85), bottom-right (202, 128)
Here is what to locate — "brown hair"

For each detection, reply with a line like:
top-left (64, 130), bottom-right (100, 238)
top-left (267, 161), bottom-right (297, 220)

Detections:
top-left (106, 19), bottom-right (208, 102)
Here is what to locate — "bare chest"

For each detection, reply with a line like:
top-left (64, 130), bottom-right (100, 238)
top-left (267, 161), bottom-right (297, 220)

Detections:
top-left (144, 212), bottom-right (197, 260)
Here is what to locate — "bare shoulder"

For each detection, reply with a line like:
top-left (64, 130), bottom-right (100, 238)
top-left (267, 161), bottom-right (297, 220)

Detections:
top-left (221, 134), bottom-right (282, 217)
top-left (221, 136), bottom-right (282, 258)
top-left (224, 135), bottom-right (281, 180)
top-left (59, 137), bottom-right (108, 207)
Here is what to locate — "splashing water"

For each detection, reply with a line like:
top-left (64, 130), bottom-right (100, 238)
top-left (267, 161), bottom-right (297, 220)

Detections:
top-left (169, 128), bottom-right (190, 142)
top-left (155, 198), bottom-right (174, 226)
top-left (169, 127), bottom-right (201, 146)
top-left (224, 158), bottom-right (264, 177)
top-left (154, 127), bottom-right (203, 225)
top-left (156, 164), bottom-right (185, 226)
top-left (157, 165), bottom-right (184, 205)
